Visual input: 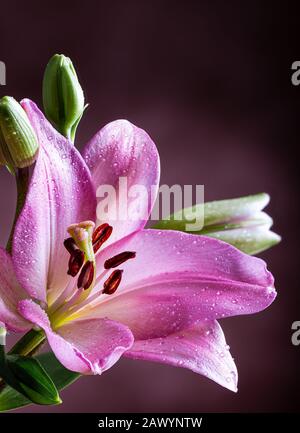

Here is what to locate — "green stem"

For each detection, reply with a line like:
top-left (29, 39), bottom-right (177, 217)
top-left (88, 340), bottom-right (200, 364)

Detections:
top-left (8, 329), bottom-right (46, 357)
top-left (0, 345), bottom-right (6, 393)
top-left (6, 167), bottom-right (30, 253)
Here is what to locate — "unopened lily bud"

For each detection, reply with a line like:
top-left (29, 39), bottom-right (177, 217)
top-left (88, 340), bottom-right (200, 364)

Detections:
top-left (154, 193), bottom-right (281, 255)
top-left (0, 97), bottom-right (39, 173)
top-left (43, 54), bottom-right (85, 142)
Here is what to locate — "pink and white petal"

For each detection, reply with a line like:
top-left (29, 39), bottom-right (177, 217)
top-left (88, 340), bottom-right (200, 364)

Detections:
top-left (12, 100), bottom-right (96, 303)
top-left (124, 321), bottom-right (238, 392)
top-left (17, 299), bottom-right (134, 374)
top-left (0, 248), bottom-right (30, 332)
top-left (95, 229), bottom-right (275, 291)
top-left (81, 230), bottom-right (276, 338)
top-left (82, 120), bottom-right (160, 245)
top-left (83, 278), bottom-right (275, 340)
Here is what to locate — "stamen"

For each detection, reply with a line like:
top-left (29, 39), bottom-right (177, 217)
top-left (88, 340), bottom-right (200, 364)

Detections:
top-left (92, 223), bottom-right (113, 253)
top-left (104, 251), bottom-right (136, 269)
top-left (102, 269), bottom-right (123, 295)
top-left (67, 250), bottom-right (85, 277)
top-left (77, 260), bottom-right (95, 290)
top-left (64, 237), bottom-right (77, 254)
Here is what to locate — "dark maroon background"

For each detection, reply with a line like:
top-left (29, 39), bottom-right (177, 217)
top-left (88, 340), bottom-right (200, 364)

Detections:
top-left (0, 0), bottom-right (299, 412)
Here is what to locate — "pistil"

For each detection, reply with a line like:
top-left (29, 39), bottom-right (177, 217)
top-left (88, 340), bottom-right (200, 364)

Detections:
top-left (66, 220), bottom-right (96, 294)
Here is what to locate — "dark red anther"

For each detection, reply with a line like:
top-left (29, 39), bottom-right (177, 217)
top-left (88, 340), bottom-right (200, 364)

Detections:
top-left (67, 250), bottom-right (85, 277)
top-left (64, 237), bottom-right (77, 254)
top-left (92, 223), bottom-right (113, 253)
top-left (104, 251), bottom-right (136, 269)
top-left (77, 260), bottom-right (95, 290)
top-left (102, 269), bottom-right (123, 295)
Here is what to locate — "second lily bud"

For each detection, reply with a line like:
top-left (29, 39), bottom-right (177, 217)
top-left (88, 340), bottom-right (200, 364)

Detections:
top-left (154, 193), bottom-right (281, 255)
top-left (43, 54), bottom-right (85, 142)
top-left (0, 97), bottom-right (39, 173)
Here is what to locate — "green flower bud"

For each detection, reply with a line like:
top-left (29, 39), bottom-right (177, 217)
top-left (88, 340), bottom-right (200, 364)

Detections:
top-left (43, 54), bottom-right (85, 142)
top-left (0, 96), bottom-right (39, 173)
top-left (154, 193), bottom-right (281, 255)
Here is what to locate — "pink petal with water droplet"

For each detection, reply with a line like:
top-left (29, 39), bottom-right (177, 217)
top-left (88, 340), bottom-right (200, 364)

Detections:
top-left (82, 120), bottom-right (160, 245)
top-left (83, 230), bottom-right (275, 339)
top-left (18, 299), bottom-right (134, 374)
top-left (12, 100), bottom-right (96, 303)
top-left (125, 321), bottom-right (238, 392)
top-left (0, 247), bottom-right (30, 332)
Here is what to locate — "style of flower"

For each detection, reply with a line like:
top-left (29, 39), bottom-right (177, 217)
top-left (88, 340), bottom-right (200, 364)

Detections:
top-left (0, 100), bottom-right (276, 392)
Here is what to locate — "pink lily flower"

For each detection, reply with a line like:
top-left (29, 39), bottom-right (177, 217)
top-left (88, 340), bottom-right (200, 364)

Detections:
top-left (0, 100), bottom-right (276, 392)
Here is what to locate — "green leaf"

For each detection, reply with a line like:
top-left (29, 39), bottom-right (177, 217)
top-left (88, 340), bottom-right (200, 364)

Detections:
top-left (6, 355), bottom-right (61, 405)
top-left (0, 352), bottom-right (80, 412)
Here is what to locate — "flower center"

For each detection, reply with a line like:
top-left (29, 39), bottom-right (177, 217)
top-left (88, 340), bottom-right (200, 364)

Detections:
top-left (48, 221), bottom-right (136, 328)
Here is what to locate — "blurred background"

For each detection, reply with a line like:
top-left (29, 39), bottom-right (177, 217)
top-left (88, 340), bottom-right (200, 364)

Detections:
top-left (0, 0), bottom-right (299, 412)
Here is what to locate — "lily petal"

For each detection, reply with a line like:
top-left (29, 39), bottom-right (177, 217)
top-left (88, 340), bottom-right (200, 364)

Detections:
top-left (81, 230), bottom-right (275, 338)
top-left (125, 321), bottom-right (238, 392)
top-left (82, 120), bottom-right (160, 245)
top-left (95, 230), bottom-right (275, 290)
top-left (18, 299), bottom-right (134, 374)
top-left (12, 100), bottom-right (96, 303)
top-left (0, 248), bottom-right (30, 332)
